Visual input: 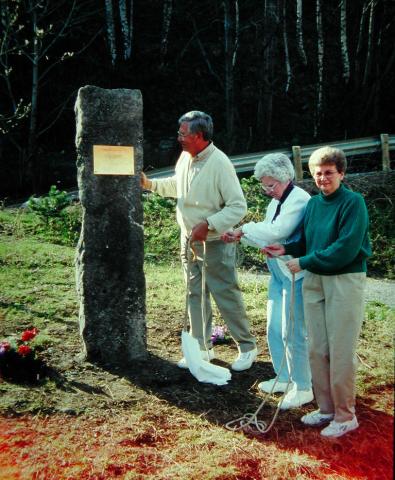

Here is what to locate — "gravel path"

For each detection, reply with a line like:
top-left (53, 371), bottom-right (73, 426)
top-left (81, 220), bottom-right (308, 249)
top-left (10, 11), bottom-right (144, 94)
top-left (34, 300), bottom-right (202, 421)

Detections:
top-left (363, 277), bottom-right (395, 308)
top-left (239, 271), bottom-right (395, 308)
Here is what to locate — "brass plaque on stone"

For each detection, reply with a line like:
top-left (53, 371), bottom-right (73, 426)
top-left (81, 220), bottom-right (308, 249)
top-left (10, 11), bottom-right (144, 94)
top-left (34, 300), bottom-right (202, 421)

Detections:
top-left (93, 145), bottom-right (135, 175)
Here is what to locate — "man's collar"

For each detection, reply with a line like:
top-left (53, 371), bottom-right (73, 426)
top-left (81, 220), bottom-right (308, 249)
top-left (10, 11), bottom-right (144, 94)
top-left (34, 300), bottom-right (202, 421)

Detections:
top-left (193, 142), bottom-right (215, 161)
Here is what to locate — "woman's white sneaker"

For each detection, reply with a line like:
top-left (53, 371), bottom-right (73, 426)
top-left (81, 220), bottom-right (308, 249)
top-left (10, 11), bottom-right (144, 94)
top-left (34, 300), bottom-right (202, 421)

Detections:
top-left (231, 347), bottom-right (258, 371)
top-left (320, 416), bottom-right (359, 438)
top-left (258, 378), bottom-right (291, 393)
top-left (301, 409), bottom-right (334, 426)
top-left (280, 387), bottom-right (314, 410)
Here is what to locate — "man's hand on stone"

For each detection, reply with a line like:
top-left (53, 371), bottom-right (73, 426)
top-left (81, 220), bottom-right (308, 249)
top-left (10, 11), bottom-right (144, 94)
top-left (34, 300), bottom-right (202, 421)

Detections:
top-left (140, 172), bottom-right (152, 190)
top-left (190, 221), bottom-right (209, 242)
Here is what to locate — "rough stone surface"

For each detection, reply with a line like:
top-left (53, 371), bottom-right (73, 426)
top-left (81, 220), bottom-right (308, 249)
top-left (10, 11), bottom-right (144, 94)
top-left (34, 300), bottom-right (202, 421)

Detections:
top-left (74, 86), bottom-right (146, 365)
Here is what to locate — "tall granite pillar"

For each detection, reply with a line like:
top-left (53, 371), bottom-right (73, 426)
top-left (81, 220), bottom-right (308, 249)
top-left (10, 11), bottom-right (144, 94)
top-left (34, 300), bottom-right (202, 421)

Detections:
top-left (74, 86), bottom-right (146, 365)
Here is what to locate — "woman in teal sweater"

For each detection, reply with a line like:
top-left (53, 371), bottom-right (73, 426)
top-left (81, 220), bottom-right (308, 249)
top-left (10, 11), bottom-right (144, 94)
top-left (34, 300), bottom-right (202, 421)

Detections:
top-left (264, 146), bottom-right (371, 438)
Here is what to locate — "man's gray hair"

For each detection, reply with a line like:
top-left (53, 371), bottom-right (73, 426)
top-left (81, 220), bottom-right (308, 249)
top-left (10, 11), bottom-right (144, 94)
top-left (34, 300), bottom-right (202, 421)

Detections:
top-left (254, 153), bottom-right (295, 183)
top-left (178, 111), bottom-right (213, 141)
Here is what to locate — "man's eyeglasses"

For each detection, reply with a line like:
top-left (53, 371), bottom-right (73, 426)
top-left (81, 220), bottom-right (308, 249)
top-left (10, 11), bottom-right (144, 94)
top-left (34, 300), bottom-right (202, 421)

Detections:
top-left (177, 130), bottom-right (192, 138)
top-left (261, 182), bottom-right (278, 193)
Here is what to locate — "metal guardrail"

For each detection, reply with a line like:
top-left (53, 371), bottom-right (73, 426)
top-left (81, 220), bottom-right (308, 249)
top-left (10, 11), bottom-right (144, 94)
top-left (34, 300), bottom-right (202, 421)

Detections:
top-left (146, 134), bottom-right (394, 180)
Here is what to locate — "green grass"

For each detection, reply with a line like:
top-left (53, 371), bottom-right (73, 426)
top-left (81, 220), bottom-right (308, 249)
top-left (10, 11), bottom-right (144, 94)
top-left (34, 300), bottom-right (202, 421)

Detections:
top-left (1, 213), bottom-right (393, 381)
top-left (0, 236), bottom-right (76, 333)
top-left (1, 214), bottom-right (393, 403)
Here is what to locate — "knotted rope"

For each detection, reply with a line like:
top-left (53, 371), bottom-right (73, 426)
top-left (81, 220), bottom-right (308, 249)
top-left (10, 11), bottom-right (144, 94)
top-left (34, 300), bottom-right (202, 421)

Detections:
top-left (225, 269), bottom-right (296, 434)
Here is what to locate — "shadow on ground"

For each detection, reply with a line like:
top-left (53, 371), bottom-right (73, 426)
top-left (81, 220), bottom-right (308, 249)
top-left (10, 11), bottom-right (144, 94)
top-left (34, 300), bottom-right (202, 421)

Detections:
top-left (95, 350), bottom-right (394, 480)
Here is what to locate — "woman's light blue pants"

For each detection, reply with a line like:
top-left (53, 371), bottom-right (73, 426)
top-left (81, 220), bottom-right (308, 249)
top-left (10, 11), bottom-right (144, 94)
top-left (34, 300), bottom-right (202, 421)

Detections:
top-left (266, 258), bottom-right (311, 391)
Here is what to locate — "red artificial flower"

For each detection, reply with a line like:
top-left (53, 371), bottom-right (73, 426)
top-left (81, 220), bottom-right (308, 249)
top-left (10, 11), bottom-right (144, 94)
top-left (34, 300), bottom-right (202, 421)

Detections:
top-left (21, 328), bottom-right (39, 342)
top-left (0, 341), bottom-right (11, 352)
top-left (18, 345), bottom-right (32, 356)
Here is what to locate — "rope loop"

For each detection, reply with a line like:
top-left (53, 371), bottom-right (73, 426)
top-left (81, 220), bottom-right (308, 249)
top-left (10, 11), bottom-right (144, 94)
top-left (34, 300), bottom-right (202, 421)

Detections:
top-left (225, 413), bottom-right (268, 434)
top-left (224, 269), bottom-right (296, 435)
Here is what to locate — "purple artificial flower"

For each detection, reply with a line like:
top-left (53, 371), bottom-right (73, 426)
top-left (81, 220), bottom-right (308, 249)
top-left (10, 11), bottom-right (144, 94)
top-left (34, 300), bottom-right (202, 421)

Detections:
top-left (211, 325), bottom-right (228, 344)
top-left (0, 341), bottom-right (11, 356)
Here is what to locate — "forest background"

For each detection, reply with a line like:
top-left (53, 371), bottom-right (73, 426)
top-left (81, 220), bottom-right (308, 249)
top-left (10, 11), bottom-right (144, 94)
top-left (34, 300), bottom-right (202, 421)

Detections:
top-left (1, 0), bottom-right (394, 200)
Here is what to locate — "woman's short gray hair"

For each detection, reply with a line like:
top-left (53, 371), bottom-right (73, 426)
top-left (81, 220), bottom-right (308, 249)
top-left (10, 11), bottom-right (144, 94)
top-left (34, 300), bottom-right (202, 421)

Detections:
top-left (254, 153), bottom-right (295, 183)
top-left (308, 146), bottom-right (347, 174)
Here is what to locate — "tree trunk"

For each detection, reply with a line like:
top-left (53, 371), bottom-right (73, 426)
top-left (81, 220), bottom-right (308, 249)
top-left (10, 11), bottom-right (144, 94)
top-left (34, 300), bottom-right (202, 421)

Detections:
top-left (314, 0), bottom-right (324, 138)
top-left (119, 0), bottom-right (131, 60)
top-left (282, 0), bottom-right (291, 92)
top-left (27, 5), bottom-right (39, 190)
top-left (232, 0), bottom-right (239, 68)
top-left (257, 0), bottom-right (278, 142)
top-left (354, 0), bottom-right (368, 87)
top-left (363, 0), bottom-right (375, 86)
top-left (160, 0), bottom-right (173, 67)
top-left (129, 0), bottom-right (134, 56)
top-left (340, 0), bottom-right (350, 83)
top-left (104, 0), bottom-right (117, 66)
top-left (296, 0), bottom-right (307, 65)
top-left (223, 0), bottom-right (235, 150)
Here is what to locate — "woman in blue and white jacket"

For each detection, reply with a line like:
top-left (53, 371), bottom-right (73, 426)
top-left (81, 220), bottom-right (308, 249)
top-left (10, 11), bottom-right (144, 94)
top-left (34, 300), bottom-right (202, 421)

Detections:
top-left (222, 153), bottom-right (313, 409)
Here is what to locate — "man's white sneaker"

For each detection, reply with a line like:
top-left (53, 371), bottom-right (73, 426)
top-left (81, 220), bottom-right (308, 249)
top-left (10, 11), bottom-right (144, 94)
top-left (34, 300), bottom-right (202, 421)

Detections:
top-left (231, 347), bottom-right (258, 371)
top-left (177, 349), bottom-right (215, 369)
top-left (301, 409), bottom-right (335, 426)
top-left (258, 378), bottom-right (291, 394)
top-left (280, 387), bottom-right (314, 410)
top-left (320, 416), bottom-right (359, 438)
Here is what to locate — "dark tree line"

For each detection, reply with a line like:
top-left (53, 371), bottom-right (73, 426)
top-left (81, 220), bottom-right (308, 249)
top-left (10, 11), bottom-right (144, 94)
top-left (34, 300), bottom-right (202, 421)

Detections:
top-left (1, 0), bottom-right (394, 198)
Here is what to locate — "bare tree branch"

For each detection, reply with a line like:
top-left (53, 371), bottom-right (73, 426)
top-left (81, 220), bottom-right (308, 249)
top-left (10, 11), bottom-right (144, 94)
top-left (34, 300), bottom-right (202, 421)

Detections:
top-left (296, 0), bottom-right (307, 65)
top-left (340, 0), bottom-right (350, 83)
top-left (104, 0), bottom-right (117, 66)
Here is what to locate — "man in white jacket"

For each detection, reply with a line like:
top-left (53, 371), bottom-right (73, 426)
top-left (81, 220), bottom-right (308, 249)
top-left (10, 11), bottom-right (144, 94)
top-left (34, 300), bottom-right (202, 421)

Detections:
top-left (141, 111), bottom-right (257, 371)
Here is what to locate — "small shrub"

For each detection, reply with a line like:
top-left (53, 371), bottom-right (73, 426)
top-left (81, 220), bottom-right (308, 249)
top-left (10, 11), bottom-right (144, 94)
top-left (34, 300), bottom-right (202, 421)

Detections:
top-left (28, 185), bottom-right (71, 222)
top-left (240, 176), bottom-right (271, 222)
top-left (143, 193), bottom-right (179, 262)
top-left (54, 204), bottom-right (82, 246)
top-left (366, 198), bottom-right (394, 278)
top-left (238, 177), bottom-right (271, 270)
top-left (27, 186), bottom-right (81, 246)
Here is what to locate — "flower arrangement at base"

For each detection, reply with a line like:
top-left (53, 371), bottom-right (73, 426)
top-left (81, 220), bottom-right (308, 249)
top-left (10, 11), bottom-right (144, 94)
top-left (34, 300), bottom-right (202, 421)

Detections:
top-left (211, 325), bottom-right (231, 345)
top-left (0, 327), bottom-right (46, 383)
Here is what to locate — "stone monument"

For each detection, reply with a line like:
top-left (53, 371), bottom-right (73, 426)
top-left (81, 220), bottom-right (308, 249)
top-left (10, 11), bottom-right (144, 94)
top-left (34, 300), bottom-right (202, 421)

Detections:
top-left (74, 86), bottom-right (146, 365)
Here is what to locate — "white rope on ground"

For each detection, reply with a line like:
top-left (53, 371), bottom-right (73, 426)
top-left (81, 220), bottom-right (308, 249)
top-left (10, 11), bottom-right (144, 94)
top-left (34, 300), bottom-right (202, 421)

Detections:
top-left (225, 267), bottom-right (296, 435)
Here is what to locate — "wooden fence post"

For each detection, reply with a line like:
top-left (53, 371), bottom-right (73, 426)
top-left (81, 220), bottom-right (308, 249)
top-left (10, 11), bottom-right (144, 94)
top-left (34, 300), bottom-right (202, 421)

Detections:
top-left (292, 145), bottom-right (303, 180)
top-left (381, 134), bottom-right (390, 171)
